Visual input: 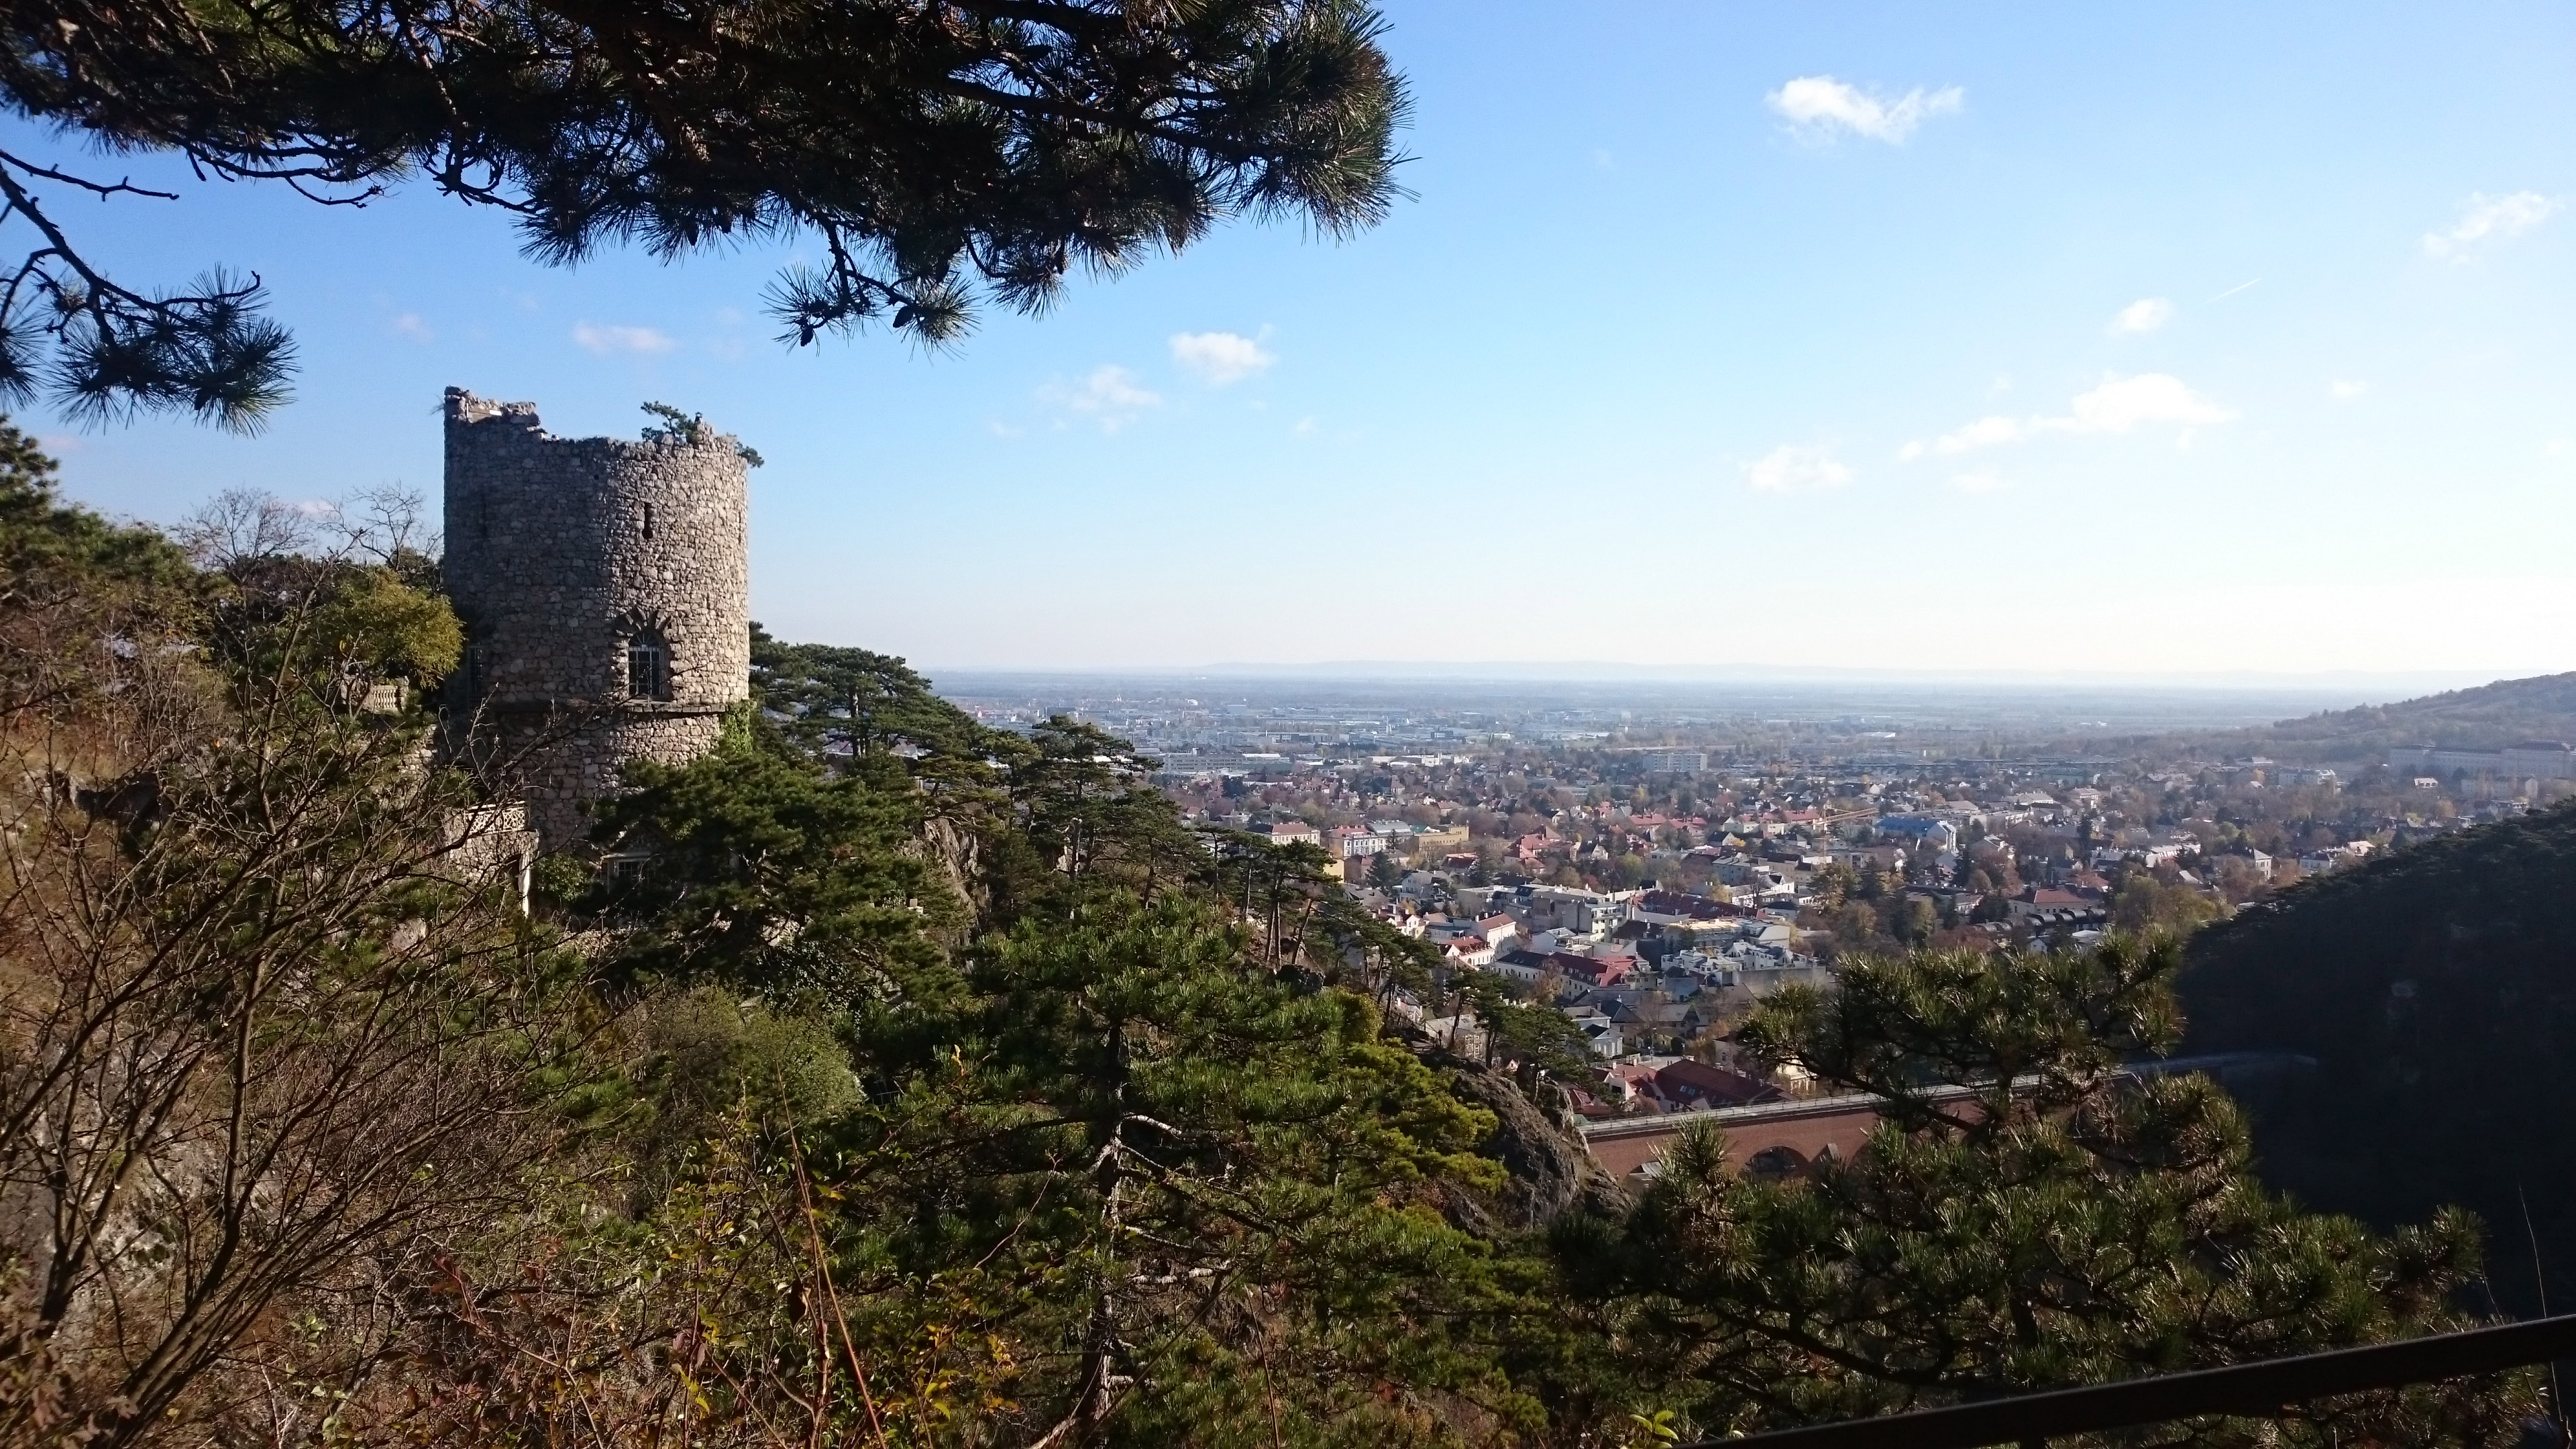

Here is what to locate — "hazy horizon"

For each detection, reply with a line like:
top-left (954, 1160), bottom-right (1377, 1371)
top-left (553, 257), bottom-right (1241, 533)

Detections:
top-left (921, 660), bottom-right (2500, 694)
top-left (11, 1), bottom-right (2572, 678)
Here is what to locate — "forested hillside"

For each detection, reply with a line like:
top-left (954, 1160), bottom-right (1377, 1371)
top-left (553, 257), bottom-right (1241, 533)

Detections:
top-left (2242, 672), bottom-right (2576, 762)
top-left (0, 423), bottom-right (2544, 1447)
top-left (2182, 800), bottom-right (2576, 1316)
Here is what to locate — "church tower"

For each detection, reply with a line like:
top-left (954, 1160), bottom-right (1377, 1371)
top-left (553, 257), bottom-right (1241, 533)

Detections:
top-left (441, 387), bottom-right (751, 847)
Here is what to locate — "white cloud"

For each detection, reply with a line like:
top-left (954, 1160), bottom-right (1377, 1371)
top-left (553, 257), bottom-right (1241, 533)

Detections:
top-left (1767, 76), bottom-right (1963, 144)
top-left (2061, 372), bottom-right (2235, 433)
top-left (1169, 330), bottom-right (1275, 385)
top-left (1949, 470), bottom-right (2010, 495)
top-left (572, 322), bottom-right (676, 355)
top-left (1042, 365), bottom-right (1162, 433)
top-left (2423, 191), bottom-right (2560, 259)
top-left (1915, 415), bottom-right (2028, 457)
top-left (2331, 379), bottom-right (2370, 401)
top-left (1293, 416), bottom-right (1319, 437)
top-left (1743, 444), bottom-right (1853, 494)
top-left (390, 313), bottom-right (433, 343)
top-left (2110, 297), bottom-right (2174, 335)
top-left (1901, 373), bottom-right (2236, 458)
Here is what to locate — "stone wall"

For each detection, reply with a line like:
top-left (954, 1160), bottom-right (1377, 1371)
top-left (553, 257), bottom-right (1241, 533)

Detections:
top-left (441, 388), bottom-right (750, 847)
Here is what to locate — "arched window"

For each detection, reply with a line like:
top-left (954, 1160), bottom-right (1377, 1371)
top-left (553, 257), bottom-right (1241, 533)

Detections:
top-left (627, 629), bottom-right (671, 700)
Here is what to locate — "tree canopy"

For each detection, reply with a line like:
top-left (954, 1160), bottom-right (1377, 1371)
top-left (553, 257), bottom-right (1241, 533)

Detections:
top-left (1, 432), bottom-right (2554, 1445)
top-left (1562, 939), bottom-right (2540, 1445)
top-left (0, 0), bottom-right (1408, 427)
top-left (2184, 799), bottom-right (2576, 1320)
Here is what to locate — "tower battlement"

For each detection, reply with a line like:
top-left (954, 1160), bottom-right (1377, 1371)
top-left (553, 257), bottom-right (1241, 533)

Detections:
top-left (441, 387), bottom-right (751, 847)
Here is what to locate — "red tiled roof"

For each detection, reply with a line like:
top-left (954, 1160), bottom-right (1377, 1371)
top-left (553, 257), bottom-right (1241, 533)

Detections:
top-left (1654, 1059), bottom-right (1785, 1108)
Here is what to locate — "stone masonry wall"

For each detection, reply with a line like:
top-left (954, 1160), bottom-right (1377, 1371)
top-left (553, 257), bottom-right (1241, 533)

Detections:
top-left (441, 387), bottom-right (750, 847)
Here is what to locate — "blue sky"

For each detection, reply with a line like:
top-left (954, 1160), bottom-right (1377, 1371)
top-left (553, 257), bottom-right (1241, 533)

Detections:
top-left (12, 1), bottom-right (2575, 680)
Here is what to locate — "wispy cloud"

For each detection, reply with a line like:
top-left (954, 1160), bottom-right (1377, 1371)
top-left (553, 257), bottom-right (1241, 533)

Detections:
top-left (1767, 75), bottom-right (1963, 144)
top-left (2061, 374), bottom-right (2235, 433)
top-left (2423, 191), bottom-right (2560, 260)
top-left (2330, 379), bottom-right (2370, 402)
top-left (1744, 444), bottom-right (1852, 494)
top-left (1901, 374), bottom-right (2237, 459)
top-left (390, 313), bottom-right (434, 343)
top-left (572, 322), bottom-right (676, 355)
top-left (1041, 365), bottom-right (1162, 433)
top-left (1168, 330), bottom-right (1275, 386)
top-left (2110, 297), bottom-right (2174, 335)
top-left (1900, 415), bottom-right (2023, 460)
top-left (1950, 470), bottom-right (2010, 495)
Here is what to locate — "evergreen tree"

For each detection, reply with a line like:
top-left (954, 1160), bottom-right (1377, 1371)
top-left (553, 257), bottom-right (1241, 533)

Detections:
top-left (0, 0), bottom-right (1407, 425)
top-left (749, 624), bottom-right (996, 773)
top-left (552, 714), bottom-right (1561, 1444)
top-left (1559, 937), bottom-right (2540, 1444)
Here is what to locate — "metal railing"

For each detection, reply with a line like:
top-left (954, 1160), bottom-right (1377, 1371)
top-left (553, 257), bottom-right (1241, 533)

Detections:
top-left (1690, 1313), bottom-right (2576, 1448)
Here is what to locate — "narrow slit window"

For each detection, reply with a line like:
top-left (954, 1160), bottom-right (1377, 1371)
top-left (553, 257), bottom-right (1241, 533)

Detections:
top-left (627, 630), bottom-right (671, 700)
top-left (641, 502), bottom-right (655, 540)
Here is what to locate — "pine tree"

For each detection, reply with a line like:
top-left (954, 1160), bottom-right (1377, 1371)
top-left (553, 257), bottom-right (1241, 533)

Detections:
top-left (1558, 937), bottom-right (2542, 1445)
top-left (0, 0), bottom-right (1407, 425)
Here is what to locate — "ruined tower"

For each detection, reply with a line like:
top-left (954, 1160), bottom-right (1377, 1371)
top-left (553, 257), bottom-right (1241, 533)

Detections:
top-left (441, 387), bottom-right (751, 847)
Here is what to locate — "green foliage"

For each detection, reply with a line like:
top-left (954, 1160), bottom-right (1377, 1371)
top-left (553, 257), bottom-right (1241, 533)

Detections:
top-left (1807, 859), bottom-right (1856, 908)
top-left (0, 418), bottom-right (193, 600)
top-left (1741, 938), bottom-right (2182, 1130)
top-left (1455, 970), bottom-right (1595, 1079)
top-left (12, 457), bottom-right (2553, 1448)
top-left (619, 988), bottom-right (861, 1183)
top-left (640, 400), bottom-right (764, 466)
top-left (957, 892), bottom-right (1522, 1441)
top-left (750, 623), bottom-right (997, 777)
top-left (585, 718), bottom-right (963, 1014)
top-left (0, 0), bottom-right (1409, 421)
top-left (0, 417), bottom-right (200, 722)
top-left (1560, 937), bottom-right (2542, 1444)
top-left (561, 754), bottom-right (1547, 1440)
top-left (2184, 799), bottom-right (2576, 1317)
top-left (199, 555), bottom-right (461, 710)
top-left (309, 566), bottom-right (462, 682)
top-left (2109, 870), bottom-right (2224, 936)
top-left (983, 714), bottom-right (1211, 919)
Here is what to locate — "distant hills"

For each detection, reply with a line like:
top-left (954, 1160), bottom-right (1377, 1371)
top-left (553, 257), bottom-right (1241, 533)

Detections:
top-left (2180, 800), bottom-right (2576, 1315)
top-left (2233, 670), bottom-right (2576, 763)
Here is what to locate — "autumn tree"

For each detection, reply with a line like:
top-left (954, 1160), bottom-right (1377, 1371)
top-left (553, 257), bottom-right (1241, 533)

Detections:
top-left (0, 453), bottom-right (575, 1448)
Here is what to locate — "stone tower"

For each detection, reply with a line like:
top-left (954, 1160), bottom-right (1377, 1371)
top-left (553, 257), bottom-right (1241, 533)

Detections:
top-left (441, 387), bottom-right (751, 848)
